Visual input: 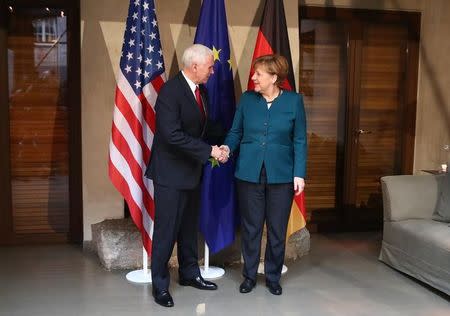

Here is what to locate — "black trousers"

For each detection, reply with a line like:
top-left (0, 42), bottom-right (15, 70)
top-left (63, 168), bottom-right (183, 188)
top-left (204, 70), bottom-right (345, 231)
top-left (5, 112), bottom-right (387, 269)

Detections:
top-left (237, 166), bottom-right (294, 284)
top-left (151, 183), bottom-right (201, 291)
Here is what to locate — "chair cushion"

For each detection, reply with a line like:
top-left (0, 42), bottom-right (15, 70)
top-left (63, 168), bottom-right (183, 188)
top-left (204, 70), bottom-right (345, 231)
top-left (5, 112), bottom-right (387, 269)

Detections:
top-left (380, 219), bottom-right (450, 295)
top-left (384, 219), bottom-right (450, 270)
top-left (432, 173), bottom-right (450, 222)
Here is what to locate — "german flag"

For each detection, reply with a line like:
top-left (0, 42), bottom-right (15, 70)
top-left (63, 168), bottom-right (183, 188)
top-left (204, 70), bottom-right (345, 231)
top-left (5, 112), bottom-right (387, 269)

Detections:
top-left (247, 0), bottom-right (307, 237)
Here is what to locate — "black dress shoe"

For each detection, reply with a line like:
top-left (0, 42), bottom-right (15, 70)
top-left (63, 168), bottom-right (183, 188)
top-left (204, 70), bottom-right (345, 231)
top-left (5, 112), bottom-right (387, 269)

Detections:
top-left (239, 278), bottom-right (256, 293)
top-left (266, 281), bottom-right (282, 295)
top-left (179, 276), bottom-right (217, 290)
top-left (152, 288), bottom-right (174, 307)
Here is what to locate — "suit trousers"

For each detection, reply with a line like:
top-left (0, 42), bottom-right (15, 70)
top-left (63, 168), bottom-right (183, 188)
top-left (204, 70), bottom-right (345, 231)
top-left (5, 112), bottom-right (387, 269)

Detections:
top-left (237, 166), bottom-right (294, 283)
top-left (151, 183), bottom-right (201, 291)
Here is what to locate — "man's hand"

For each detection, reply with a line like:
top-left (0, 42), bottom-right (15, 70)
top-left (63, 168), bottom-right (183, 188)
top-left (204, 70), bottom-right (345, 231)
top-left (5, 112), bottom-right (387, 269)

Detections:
top-left (294, 177), bottom-right (305, 196)
top-left (211, 145), bottom-right (222, 160)
top-left (218, 145), bottom-right (230, 163)
top-left (210, 145), bottom-right (229, 163)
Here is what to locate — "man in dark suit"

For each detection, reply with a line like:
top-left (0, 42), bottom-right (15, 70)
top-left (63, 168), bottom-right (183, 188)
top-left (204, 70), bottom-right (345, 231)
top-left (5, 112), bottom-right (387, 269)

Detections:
top-left (145, 44), bottom-right (225, 308)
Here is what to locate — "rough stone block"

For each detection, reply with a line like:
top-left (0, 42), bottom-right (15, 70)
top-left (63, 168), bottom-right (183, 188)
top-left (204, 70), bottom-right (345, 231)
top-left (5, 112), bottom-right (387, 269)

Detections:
top-left (91, 218), bottom-right (142, 270)
top-left (91, 218), bottom-right (310, 270)
top-left (285, 227), bottom-right (311, 260)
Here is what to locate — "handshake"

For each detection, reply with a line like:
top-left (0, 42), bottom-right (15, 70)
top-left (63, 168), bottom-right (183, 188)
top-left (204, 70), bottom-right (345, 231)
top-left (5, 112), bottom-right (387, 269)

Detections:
top-left (210, 145), bottom-right (230, 163)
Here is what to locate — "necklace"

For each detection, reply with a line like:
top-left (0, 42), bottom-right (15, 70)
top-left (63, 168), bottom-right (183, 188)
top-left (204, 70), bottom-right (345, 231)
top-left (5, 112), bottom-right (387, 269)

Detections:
top-left (265, 89), bottom-right (282, 103)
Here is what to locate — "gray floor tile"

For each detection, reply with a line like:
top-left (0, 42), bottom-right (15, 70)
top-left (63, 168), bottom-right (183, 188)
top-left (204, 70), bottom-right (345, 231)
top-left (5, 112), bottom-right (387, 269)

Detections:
top-left (0, 233), bottom-right (448, 316)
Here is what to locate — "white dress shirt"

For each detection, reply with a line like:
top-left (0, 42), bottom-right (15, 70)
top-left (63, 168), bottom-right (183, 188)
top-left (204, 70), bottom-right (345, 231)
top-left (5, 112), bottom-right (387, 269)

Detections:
top-left (181, 70), bottom-right (197, 98)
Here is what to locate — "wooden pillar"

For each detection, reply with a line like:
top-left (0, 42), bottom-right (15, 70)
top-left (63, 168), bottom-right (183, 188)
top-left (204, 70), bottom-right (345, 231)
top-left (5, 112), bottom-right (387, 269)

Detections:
top-left (0, 0), bottom-right (13, 243)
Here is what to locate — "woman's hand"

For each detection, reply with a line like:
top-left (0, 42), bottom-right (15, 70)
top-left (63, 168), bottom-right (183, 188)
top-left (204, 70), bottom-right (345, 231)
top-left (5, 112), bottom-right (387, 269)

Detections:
top-left (293, 177), bottom-right (305, 196)
top-left (219, 145), bottom-right (230, 163)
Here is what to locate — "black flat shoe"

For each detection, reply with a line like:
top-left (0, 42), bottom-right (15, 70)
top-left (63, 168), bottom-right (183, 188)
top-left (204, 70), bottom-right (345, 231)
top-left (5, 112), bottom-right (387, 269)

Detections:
top-left (179, 276), bottom-right (218, 290)
top-left (152, 288), bottom-right (174, 307)
top-left (239, 278), bottom-right (256, 293)
top-left (266, 281), bottom-right (282, 295)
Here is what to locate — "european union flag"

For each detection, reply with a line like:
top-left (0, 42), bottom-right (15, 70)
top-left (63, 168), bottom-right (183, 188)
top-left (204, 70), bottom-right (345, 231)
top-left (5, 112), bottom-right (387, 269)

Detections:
top-left (194, 0), bottom-right (238, 254)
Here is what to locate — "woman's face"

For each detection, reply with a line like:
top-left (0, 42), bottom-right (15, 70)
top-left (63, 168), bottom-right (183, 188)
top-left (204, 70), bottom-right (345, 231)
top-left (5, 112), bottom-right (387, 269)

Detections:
top-left (251, 65), bottom-right (277, 93)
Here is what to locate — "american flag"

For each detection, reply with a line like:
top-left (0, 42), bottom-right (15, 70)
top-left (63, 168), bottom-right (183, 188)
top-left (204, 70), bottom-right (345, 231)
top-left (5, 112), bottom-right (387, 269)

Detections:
top-left (108, 0), bottom-right (165, 255)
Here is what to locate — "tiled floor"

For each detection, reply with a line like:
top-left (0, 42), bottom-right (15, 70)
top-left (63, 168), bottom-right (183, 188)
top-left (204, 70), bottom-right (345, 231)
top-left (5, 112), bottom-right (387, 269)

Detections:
top-left (0, 232), bottom-right (448, 315)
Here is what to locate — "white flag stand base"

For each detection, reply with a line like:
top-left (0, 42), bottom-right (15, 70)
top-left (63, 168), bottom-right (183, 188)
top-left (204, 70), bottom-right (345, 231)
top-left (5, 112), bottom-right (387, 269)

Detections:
top-left (200, 266), bottom-right (225, 280)
top-left (257, 263), bottom-right (288, 275)
top-left (126, 247), bottom-right (152, 284)
top-left (126, 269), bottom-right (152, 283)
top-left (200, 242), bottom-right (225, 280)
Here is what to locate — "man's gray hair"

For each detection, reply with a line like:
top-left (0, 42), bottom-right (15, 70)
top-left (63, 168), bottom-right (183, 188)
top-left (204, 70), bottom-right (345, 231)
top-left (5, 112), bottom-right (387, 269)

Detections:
top-left (181, 44), bottom-right (213, 68)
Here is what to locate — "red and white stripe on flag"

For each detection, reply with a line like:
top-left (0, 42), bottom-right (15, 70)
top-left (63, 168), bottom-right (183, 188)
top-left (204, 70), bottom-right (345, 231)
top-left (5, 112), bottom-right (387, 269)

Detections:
top-left (108, 0), bottom-right (166, 255)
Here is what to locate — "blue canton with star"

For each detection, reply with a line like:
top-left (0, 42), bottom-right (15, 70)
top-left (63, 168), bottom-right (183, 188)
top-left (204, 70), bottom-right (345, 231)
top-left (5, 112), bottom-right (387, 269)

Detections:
top-left (120, 0), bottom-right (165, 95)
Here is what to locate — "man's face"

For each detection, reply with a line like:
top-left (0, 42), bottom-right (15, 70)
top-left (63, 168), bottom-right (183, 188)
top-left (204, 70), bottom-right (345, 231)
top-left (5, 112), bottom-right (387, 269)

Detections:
top-left (194, 55), bottom-right (214, 84)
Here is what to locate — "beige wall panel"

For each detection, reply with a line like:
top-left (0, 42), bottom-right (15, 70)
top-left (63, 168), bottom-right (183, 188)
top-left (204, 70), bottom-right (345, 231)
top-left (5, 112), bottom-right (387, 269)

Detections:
top-left (99, 21), bottom-right (126, 79)
top-left (81, 1), bottom-right (129, 240)
top-left (413, 0), bottom-right (450, 170)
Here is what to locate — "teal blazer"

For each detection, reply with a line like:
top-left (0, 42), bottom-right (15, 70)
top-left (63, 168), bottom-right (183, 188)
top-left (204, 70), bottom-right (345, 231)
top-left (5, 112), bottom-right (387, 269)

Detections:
top-left (224, 90), bottom-right (307, 184)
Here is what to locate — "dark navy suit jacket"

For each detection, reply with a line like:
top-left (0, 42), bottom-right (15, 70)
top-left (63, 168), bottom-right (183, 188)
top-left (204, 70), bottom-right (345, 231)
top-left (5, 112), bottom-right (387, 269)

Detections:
top-left (145, 72), bottom-right (218, 189)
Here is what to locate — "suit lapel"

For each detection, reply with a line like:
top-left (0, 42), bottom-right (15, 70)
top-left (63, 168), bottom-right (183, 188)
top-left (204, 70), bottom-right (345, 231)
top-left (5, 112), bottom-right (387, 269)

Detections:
top-left (177, 72), bottom-right (206, 119)
top-left (177, 72), bottom-right (197, 106)
top-left (176, 72), bottom-right (207, 133)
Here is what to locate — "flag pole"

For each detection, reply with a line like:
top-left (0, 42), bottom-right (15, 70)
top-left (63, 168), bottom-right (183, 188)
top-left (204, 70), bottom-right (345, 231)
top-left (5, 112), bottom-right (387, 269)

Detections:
top-left (126, 247), bottom-right (152, 283)
top-left (200, 242), bottom-right (225, 280)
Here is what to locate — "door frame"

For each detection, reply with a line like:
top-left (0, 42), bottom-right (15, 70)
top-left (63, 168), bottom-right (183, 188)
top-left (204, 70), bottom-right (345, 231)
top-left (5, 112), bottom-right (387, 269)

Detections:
top-left (0, 0), bottom-right (82, 244)
top-left (0, 0), bottom-right (13, 244)
top-left (299, 6), bottom-right (420, 231)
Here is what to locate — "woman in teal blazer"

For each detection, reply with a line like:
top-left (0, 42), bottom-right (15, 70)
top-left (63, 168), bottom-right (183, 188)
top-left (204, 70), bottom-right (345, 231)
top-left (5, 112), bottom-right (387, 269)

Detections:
top-left (222, 54), bottom-right (307, 295)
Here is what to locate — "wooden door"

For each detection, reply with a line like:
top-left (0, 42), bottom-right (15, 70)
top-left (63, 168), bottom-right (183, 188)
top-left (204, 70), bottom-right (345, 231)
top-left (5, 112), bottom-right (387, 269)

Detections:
top-left (299, 7), bottom-right (420, 231)
top-left (0, 0), bottom-right (82, 244)
top-left (299, 18), bottom-right (348, 230)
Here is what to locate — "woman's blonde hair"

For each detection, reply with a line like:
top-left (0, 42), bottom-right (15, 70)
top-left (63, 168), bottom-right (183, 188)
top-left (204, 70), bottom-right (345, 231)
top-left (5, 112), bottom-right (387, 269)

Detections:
top-left (252, 54), bottom-right (289, 87)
